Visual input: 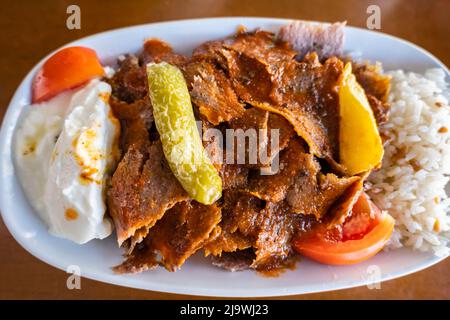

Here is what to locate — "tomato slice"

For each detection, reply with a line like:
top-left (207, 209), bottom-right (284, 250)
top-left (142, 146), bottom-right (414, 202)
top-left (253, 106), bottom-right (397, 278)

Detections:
top-left (32, 46), bottom-right (104, 103)
top-left (341, 193), bottom-right (381, 241)
top-left (293, 193), bottom-right (395, 265)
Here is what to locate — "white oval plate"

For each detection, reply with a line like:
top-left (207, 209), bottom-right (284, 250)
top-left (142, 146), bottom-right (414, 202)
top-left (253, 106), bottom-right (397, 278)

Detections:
top-left (1, 17), bottom-right (449, 297)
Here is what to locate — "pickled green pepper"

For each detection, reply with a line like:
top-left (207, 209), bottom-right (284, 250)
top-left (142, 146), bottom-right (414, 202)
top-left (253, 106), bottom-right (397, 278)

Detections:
top-left (146, 62), bottom-right (222, 205)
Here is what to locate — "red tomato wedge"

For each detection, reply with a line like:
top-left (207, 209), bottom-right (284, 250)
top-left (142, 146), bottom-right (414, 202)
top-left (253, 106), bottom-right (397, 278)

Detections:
top-left (32, 46), bottom-right (104, 103)
top-left (293, 193), bottom-right (395, 265)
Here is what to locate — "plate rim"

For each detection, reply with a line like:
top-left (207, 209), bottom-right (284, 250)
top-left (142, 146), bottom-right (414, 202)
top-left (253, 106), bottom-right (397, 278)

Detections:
top-left (0, 16), bottom-right (448, 297)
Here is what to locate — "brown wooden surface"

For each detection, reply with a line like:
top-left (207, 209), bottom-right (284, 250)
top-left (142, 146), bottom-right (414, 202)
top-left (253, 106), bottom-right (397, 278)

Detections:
top-left (0, 0), bottom-right (449, 299)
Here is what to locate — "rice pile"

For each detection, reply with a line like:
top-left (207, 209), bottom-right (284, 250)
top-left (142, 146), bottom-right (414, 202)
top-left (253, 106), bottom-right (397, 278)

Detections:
top-left (367, 68), bottom-right (450, 257)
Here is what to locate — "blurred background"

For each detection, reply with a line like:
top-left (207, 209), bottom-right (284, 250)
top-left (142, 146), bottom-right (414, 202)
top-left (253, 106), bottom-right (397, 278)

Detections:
top-left (0, 0), bottom-right (449, 299)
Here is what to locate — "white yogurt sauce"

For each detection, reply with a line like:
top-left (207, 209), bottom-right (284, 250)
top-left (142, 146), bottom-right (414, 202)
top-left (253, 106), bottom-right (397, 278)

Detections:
top-left (14, 79), bottom-right (120, 244)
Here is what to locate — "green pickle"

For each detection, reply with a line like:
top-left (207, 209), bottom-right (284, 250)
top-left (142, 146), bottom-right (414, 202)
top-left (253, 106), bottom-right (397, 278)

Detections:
top-left (146, 62), bottom-right (222, 205)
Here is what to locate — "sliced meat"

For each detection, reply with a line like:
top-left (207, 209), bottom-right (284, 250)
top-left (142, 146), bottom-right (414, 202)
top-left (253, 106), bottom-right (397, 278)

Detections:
top-left (108, 54), bottom-right (154, 151)
top-left (286, 168), bottom-right (359, 219)
top-left (150, 201), bottom-right (221, 271)
top-left (119, 117), bottom-right (150, 155)
top-left (183, 60), bottom-right (245, 125)
top-left (268, 54), bottom-right (344, 164)
top-left (201, 119), bottom-right (223, 170)
top-left (227, 108), bottom-right (295, 169)
top-left (353, 62), bottom-right (391, 125)
top-left (278, 21), bottom-right (346, 60)
top-left (107, 27), bottom-right (380, 275)
top-left (253, 210), bottom-right (318, 272)
top-left (246, 138), bottom-right (309, 203)
top-left (220, 165), bottom-right (249, 190)
top-left (108, 141), bottom-right (189, 246)
top-left (195, 31), bottom-right (294, 105)
top-left (110, 96), bottom-right (153, 123)
top-left (204, 228), bottom-right (253, 256)
top-left (108, 54), bottom-right (148, 103)
top-left (110, 39), bottom-right (189, 106)
top-left (115, 201), bottom-right (221, 272)
top-left (353, 62), bottom-right (390, 103)
top-left (192, 30), bottom-right (296, 71)
top-left (113, 247), bottom-right (159, 274)
top-left (201, 120), bottom-right (249, 189)
top-left (204, 190), bottom-right (313, 271)
top-left (251, 202), bottom-right (300, 268)
top-left (140, 38), bottom-right (188, 67)
top-left (228, 107), bottom-right (269, 167)
top-left (221, 33), bottom-right (344, 164)
top-left (224, 30), bottom-right (297, 73)
top-left (222, 191), bottom-right (264, 236)
top-left (203, 191), bottom-right (261, 256)
top-left (367, 95), bottom-right (390, 126)
top-left (190, 30), bottom-right (345, 165)
top-left (209, 249), bottom-right (255, 272)
top-left (247, 134), bottom-right (358, 218)
top-left (192, 39), bottom-right (229, 67)
top-left (326, 175), bottom-right (366, 226)
top-left (221, 48), bottom-right (275, 105)
top-left (108, 39), bottom-right (192, 249)
top-left (110, 96), bottom-right (153, 151)
top-left (268, 113), bottom-right (295, 155)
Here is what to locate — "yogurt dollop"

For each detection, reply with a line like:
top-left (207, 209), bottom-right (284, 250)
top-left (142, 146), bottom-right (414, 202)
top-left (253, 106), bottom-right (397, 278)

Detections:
top-left (14, 79), bottom-right (120, 244)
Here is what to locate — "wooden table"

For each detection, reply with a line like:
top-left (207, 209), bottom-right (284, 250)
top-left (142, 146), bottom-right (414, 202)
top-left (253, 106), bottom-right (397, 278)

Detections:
top-left (1, 0), bottom-right (449, 299)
